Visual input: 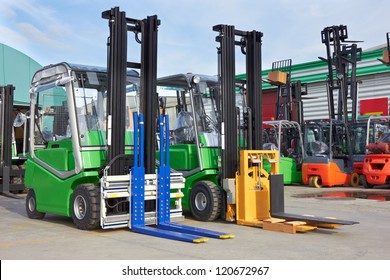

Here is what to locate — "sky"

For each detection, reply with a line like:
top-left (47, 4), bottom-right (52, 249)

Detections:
top-left (1, 0), bottom-right (390, 77)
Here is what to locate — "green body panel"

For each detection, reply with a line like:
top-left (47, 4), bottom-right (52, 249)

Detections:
top-left (168, 143), bottom-right (220, 210)
top-left (24, 156), bottom-right (100, 217)
top-left (199, 147), bottom-right (219, 169)
top-left (181, 169), bottom-right (219, 211)
top-left (81, 150), bottom-right (106, 169)
top-left (36, 140), bottom-right (75, 171)
top-left (263, 157), bottom-right (302, 184)
top-left (35, 148), bottom-right (72, 171)
top-left (169, 144), bottom-right (199, 170)
top-left (36, 139), bottom-right (106, 170)
top-left (169, 142), bottom-right (218, 170)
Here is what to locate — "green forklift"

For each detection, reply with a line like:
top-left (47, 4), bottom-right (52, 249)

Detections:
top-left (24, 7), bottom-right (232, 242)
top-left (262, 59), bottom-right (307, 185)
top-left (262, 119), bottom-right (305, 184)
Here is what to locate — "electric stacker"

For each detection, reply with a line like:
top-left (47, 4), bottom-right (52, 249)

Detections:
top-left (0, 85), bottom-right (27, 198)
top-left (302, 25), bottom-right (362, 188)
top-left (24, 7), bottom-right (233, 243)
top-left (212, 24), bottom-right (357, 233)
top-left (263, 59), bottom-right (308, 184)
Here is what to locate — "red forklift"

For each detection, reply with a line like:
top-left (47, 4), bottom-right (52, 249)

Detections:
top-left (362, 116), bottom-right (390, 188)
top-left (362, 33), bottom-right (390, 188)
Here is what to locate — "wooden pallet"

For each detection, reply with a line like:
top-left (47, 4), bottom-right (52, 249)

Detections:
top-left (262, 218), bottom-right (317, 234)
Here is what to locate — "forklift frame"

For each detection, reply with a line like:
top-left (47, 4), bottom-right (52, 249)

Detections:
top-left (0, 85), bottom-right (26, 196)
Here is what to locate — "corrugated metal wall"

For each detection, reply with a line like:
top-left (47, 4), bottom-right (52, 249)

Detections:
top-left (302, 72), bottom-right (390, 120)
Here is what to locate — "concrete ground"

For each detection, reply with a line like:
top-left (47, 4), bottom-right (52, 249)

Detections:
top-left (1, 185), bottom-right (390, 260)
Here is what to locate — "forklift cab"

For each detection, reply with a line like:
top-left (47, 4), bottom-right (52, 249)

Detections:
top-left (157, 74), bottom-right (220, 172)
top-left (302, 119), bottom-right (356, 187)
top-left (28, 62), bottom-right (140, 177)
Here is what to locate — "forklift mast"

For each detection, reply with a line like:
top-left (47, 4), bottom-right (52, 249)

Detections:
top-left (320, 25), bottom-right (362, 124)
top-left (102, 7), bottom-right (160, 175)
top-left (213, 24), bottom-right (263, 180)
top-left (378, 32), bottom-right (390, 66)
top-left (268, 59), bottom-right (307, 125)
top-left (0, 86), bottom-right (14, 193)
top-left (0, 85), bottom-right (25, 196)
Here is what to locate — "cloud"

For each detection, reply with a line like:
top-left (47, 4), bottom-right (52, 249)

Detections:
top-left (0, 25), bottom-right (28, 46)
top-left (17, 22), bottom-right (72, 50)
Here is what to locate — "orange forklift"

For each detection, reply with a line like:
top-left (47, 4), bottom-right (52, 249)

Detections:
top-left (302, 25), bottom-right (361, 188)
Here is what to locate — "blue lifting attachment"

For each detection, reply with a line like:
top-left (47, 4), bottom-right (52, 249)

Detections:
top-left (130, 112), bottom-right (207, 243)
top-left (156, 114), bottom-right (235, 239)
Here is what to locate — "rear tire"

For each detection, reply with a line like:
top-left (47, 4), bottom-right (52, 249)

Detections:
top-left (308, 176), bottom-right (315, 187)
top-left (361, 175), bottom-right (374, 189)
top-left (26, 189), bottom-right (45, 219)
top-left (71, 184), bottom-right (100, 230)
top-left (350, 172), bottom-right (360, 187)
top-left (190, 181), bottom-right (221, 221)
top-left (313, 176), bottom-right (323, 188)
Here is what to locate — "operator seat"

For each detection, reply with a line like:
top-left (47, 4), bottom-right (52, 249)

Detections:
top-left (173, 111), bottom-right (195, 144)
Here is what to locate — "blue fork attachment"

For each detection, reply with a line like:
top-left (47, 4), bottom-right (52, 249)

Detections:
top-left (156, 114), bottom-right (234, 239)
top-left (130, 112), bottom-right (207, 243)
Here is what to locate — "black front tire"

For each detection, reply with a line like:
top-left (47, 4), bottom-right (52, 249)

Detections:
top-left (361, 175), bottom-right (374, 189)
top-left (26, 189), bottom-right (45, 219)
top-left (71, 184), bottom-right (100, 230)
top-left (189, 180), bottom-right (221, 221)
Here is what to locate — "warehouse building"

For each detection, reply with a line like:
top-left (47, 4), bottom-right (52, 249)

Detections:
top-left (0, 43), bottom-right (42, 105)
top-left (241, 47), bottom-right (390, 121)
top-left (2, 43), bottom-right (390, 120)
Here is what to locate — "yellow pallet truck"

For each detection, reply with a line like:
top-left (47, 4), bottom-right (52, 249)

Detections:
top-left (224, 150), bottom-right (357, 233)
